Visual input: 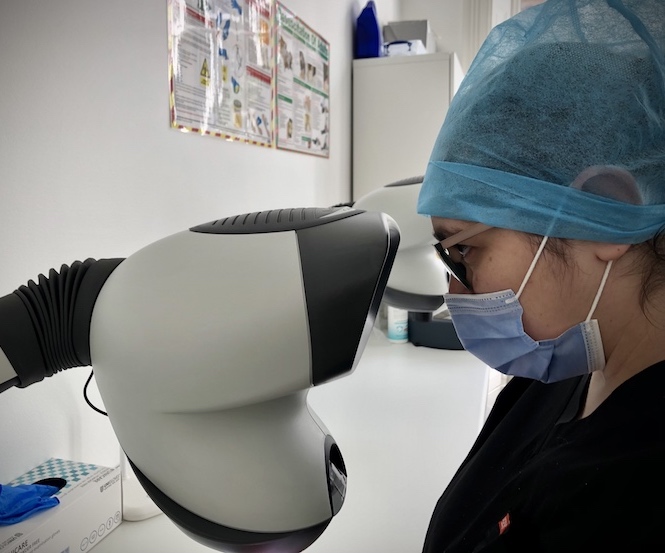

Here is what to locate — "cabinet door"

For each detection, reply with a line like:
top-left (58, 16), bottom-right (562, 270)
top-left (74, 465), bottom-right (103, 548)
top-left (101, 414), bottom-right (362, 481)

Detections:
top-left (352, 54), bottom-right (453, 200)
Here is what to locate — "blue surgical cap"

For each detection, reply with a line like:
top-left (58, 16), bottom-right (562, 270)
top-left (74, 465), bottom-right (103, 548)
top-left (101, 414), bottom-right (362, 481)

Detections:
top-left (417, 0), bottom-right (665, 244)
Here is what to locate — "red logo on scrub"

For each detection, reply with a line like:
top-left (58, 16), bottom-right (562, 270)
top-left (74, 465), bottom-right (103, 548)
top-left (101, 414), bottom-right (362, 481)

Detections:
top-left (498, 513), bottom-right (511, 535)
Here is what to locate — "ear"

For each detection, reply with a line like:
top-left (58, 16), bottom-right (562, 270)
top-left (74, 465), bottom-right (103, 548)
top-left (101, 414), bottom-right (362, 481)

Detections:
top-left (571, 166), bottom-right (639, 263)
top-left (593, 242), bottom-right (631, 262)
top-left (571, 165), bottom-right (642, 205)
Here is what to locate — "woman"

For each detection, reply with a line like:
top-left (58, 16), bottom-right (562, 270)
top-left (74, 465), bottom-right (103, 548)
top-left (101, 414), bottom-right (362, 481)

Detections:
top-left (416, 0), bottom-right (665, 550)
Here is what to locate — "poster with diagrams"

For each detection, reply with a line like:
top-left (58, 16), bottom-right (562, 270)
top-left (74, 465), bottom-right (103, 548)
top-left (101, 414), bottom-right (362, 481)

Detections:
top-left (274, 2), bottom-right (330, 157)
top-left (168, 0), bottom-right (273, 146)
top-left (168, 0), bottom-right (329, 156)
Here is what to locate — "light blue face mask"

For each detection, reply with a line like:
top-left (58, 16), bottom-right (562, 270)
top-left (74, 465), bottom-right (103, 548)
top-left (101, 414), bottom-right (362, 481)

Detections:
top-left (444, 237), bottom-right (611, 383)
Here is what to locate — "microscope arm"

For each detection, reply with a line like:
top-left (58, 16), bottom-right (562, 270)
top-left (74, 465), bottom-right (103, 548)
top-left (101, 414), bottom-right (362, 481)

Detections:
top-left (0, 258), bottom-right (124, 393)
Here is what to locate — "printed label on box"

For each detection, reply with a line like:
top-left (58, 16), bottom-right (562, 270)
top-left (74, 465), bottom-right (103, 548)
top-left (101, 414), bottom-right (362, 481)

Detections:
top-left (0, 459), bottom-right (121, 553)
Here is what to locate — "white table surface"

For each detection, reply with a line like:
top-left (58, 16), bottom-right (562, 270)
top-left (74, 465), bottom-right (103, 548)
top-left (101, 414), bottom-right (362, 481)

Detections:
top-left (93, 328), bottom-right (489, 553)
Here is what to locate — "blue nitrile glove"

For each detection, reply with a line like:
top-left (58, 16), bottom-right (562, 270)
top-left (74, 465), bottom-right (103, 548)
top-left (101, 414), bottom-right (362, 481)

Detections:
top-left (0, 483), bottom-right (60, 525)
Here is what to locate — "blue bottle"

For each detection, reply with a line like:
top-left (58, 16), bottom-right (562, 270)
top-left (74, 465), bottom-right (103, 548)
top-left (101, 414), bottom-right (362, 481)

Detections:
top-left (355, 1), bottom-right (382, 59)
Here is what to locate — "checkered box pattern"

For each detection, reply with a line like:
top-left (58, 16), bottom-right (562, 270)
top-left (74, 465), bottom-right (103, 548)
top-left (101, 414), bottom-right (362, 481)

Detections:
top-left (9, 458), bottom-right (101, 494)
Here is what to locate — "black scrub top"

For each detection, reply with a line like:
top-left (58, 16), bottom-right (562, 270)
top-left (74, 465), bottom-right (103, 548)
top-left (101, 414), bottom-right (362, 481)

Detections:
top-left (422, 361), bottom-right (665, 552)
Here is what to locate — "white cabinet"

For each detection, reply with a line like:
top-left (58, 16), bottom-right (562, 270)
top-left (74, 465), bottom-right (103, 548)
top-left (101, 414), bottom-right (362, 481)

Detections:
top-left (352, 52), bottom-right (463, 200)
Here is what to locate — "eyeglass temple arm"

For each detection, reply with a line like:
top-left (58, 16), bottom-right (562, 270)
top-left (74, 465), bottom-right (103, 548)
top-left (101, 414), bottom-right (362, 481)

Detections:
top-left (439, 223), bottom-right (492, 249)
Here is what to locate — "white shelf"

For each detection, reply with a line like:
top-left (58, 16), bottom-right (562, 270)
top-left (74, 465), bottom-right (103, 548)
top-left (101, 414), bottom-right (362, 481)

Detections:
top-left (352, 53), bottom-right (463, 200)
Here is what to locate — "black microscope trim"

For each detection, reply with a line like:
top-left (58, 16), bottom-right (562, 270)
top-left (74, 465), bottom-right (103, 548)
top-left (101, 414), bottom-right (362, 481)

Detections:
top-left (190, 207), bottom-right (359, 234)
top-left (127, 456), bottom-right (332, 553)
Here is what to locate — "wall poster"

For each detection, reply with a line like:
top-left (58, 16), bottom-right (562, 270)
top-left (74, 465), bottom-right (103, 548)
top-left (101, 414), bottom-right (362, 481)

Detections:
top-left (168, 0), bottom-right (273, 146)
top-left (168, 0), bottom-right (330, 157)
top-left (274, 2), bottom-right (330, 157)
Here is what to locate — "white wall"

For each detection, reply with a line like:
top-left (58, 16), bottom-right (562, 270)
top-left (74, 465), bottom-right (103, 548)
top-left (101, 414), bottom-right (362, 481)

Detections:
top-left (399, 0), bottom-right (519, 70)
top-left (0, 0), bottom-right (402, 482)
top-left (399, 0), bottom-right (464, 56)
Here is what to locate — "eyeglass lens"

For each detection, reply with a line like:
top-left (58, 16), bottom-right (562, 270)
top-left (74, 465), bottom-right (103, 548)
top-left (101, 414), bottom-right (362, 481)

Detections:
top-left (432, 223), bottom-right (492, 290)
top-left (434, 243), bottom-right (471, 289)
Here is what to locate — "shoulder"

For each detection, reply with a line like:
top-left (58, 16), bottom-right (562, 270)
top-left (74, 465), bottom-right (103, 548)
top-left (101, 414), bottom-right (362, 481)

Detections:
top-left (492, 359), bottom-right (665, 426)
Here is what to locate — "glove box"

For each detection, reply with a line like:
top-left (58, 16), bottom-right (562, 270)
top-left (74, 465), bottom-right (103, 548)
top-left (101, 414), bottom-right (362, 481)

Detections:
top-left (0, 458), bottom-right (121, 553)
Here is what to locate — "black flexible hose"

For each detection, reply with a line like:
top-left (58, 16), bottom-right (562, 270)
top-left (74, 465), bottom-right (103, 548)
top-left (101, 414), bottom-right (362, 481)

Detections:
top-left (0, 258), bottom-right (123, 389)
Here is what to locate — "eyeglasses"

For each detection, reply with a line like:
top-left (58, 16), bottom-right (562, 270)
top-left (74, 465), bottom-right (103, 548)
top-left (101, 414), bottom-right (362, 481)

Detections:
top-left (433, 223), bottom-right (492, 290)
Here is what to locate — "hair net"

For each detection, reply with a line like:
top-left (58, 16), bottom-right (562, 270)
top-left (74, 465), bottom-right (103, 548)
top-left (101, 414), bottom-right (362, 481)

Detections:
top-left (417, 0), bottom-right (665, 244)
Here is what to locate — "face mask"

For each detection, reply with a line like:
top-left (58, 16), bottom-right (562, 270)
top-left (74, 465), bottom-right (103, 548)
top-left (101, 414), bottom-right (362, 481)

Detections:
top-left (444, 237), bottom-right (611, 383)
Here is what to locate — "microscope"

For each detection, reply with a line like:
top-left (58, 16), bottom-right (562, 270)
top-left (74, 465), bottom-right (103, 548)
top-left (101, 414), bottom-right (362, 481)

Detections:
top-left (0, 206), bottom-right (399, 552)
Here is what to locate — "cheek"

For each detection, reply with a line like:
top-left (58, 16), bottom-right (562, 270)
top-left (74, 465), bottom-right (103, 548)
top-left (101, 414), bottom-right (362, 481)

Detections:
top-left (468, 254), bottom-right (522, 294)
top-left (448, 278), bottom-right (468, 294)
top-left (519, 263), bottom-right (585, 340)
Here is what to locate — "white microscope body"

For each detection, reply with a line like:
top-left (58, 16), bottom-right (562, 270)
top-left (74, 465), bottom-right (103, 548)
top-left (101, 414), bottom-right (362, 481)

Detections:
top-left (0, 207), bottom-right (399, 552)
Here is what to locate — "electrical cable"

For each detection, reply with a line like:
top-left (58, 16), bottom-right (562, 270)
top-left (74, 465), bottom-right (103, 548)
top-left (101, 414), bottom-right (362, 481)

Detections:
top-left (83, 369), bottom-right (108, 416)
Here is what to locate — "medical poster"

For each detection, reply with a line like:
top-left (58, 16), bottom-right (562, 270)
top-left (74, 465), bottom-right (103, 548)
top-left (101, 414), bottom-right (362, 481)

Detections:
top-left (168, 0), bottom-right (273, 146)
top-left (274, 2), bottom-right (330, 157)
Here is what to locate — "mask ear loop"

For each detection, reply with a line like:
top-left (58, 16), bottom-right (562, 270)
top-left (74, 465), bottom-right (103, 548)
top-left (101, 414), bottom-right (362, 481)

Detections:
top-left (585, 260), bottom-right (613, 321)
top-left (507, 235), bottom-right (550, 303)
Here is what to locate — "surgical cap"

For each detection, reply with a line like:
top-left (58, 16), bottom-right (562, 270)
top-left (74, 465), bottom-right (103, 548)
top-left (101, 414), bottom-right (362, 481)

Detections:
top-left (417, 0), bottom-right (665, 244)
